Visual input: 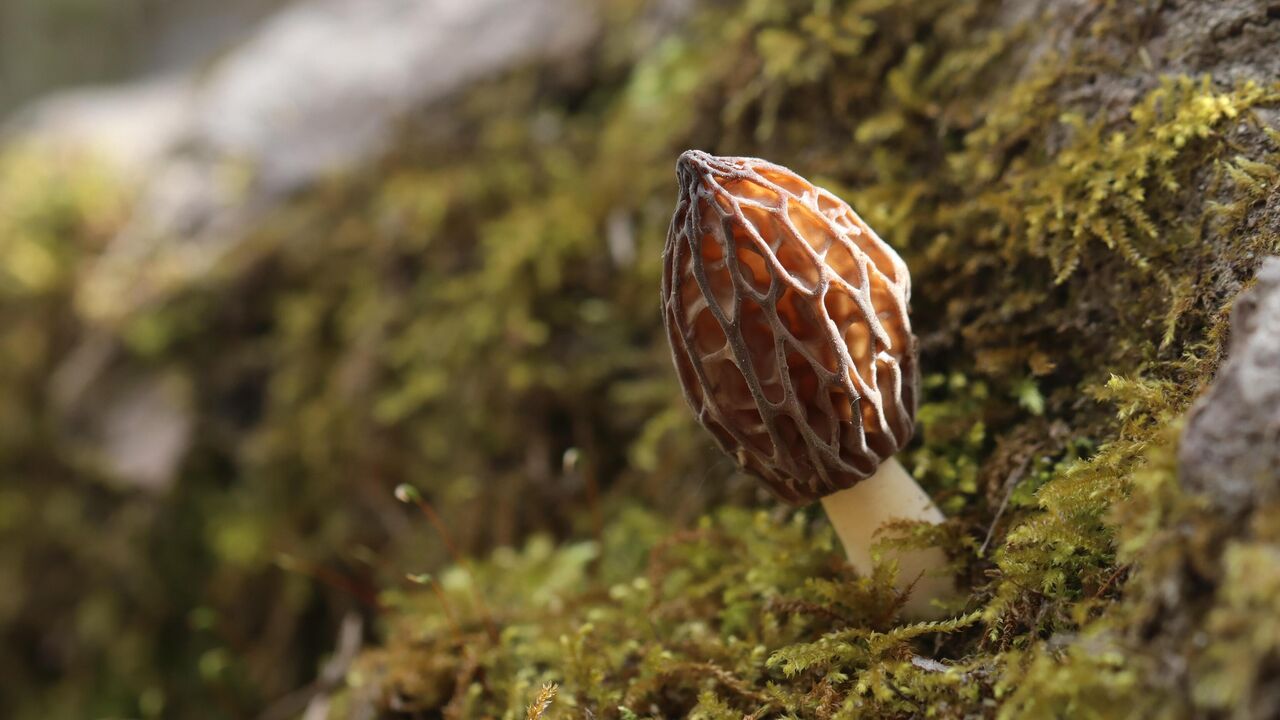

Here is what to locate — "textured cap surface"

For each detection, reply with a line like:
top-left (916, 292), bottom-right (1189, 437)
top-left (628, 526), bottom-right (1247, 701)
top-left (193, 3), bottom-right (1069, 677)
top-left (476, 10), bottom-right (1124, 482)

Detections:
top-left (662, 150), bottom-right (918, 504)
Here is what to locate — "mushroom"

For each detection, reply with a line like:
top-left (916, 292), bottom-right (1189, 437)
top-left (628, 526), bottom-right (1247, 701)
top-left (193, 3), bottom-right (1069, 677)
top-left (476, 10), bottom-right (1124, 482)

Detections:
top-left (661, 150), bottom-right (951, 617)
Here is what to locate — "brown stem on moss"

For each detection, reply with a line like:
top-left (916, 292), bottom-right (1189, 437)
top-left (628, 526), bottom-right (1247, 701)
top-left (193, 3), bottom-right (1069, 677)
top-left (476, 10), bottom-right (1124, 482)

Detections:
top-left (398, 485), bottom-right (500, 642)
top-left (819, 457), bottom-right (954, 619)
top-left (277, 554), bottom-right (382, 611)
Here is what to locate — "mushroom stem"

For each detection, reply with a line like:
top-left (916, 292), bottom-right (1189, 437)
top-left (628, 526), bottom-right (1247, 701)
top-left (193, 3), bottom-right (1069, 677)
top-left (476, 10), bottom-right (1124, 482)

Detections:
top-left (819, 456), bottom-right (953, 619)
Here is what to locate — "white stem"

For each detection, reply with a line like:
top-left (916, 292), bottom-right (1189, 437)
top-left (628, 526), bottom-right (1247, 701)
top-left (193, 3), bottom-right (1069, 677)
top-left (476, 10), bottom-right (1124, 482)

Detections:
top-left (820, 456), bottom-right (953, 619)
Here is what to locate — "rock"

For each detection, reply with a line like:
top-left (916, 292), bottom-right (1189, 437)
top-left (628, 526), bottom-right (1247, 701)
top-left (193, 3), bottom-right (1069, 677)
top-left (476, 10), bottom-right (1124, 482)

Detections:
top-left (0, 77), bottom-right (195, 182)
top-left (1179, 257), bottom-right (1280, 519)
top-left (5, 0), bottom-right (601, 324)
top-left (5, 0), bottom-right (604, 494)
top-left (194, 0), bottom-right (598, 195)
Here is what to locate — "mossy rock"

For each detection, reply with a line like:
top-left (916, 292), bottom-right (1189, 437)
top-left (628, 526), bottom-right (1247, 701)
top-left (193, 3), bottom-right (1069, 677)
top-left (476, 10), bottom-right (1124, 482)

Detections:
top-left (2, 1), bottom-right (1280, 718)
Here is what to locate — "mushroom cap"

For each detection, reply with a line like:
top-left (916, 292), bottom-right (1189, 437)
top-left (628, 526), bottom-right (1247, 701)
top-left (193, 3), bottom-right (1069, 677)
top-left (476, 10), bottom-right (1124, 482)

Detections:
top-left (661, 150), bottom-right (918, 504)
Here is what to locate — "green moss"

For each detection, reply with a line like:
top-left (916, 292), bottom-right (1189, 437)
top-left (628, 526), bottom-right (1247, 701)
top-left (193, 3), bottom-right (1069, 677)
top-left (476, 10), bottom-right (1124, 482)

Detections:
top-left (351, 507), bottom-right (985, 718)
top-left (3, 0), bottom-right (1280, 717)
top-left (331, 0), bottom-right (1280, 716)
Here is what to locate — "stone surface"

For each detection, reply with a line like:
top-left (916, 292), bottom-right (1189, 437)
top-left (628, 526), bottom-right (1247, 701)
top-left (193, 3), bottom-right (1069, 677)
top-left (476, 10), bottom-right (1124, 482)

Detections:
top-left (1179, 257), bottom-right (1280, 518)
top-left (1, 77), bottom-right (195, 181)
top-left (4, 0), bottom-right (602, 494)
top-left (6, 0), bottom-right (601, 324)
top-left (194, 0), bottom-right (598, 195)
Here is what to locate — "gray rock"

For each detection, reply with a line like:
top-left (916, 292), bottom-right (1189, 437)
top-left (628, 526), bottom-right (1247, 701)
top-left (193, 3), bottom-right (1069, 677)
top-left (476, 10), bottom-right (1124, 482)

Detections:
top-left (32, 0), bottom-right (601, 323)
top-left (6, 0), bottom-right (603, 494)
top-left (194, 0), bottom-right (598, 195)
top-left (1, 76), bottom-right (195, 182)
top-left (1179, 258), bottom-right (1280, 519)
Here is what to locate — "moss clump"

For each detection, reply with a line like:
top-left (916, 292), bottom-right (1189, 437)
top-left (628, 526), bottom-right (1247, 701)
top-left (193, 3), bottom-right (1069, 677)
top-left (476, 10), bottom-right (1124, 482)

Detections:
top-left (350, 507), bottom-right (984, 718)
top-left (331, 0), bottom-right (1280, 716)
top-left (3, 0), bottom-right (1280, 718)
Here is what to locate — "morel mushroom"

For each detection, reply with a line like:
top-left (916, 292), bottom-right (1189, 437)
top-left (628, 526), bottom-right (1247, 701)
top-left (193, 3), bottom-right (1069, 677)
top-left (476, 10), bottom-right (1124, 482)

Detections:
top-left (662, 150), bottom-right (951, 616)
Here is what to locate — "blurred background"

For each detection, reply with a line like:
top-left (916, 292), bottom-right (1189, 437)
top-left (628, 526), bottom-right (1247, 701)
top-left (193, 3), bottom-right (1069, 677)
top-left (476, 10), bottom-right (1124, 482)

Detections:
top-left (0, 0), bottom-right (727, 712)
top-left (0, 0), bottom-right (289, 115)
top-left (1, 0), bottom-right (741, 717)
top-left (9, 0), bottom-right (1278, 717)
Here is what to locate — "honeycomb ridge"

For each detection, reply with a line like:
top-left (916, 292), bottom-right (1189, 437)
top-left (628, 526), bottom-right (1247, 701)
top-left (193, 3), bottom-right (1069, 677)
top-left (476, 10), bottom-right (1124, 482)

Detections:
top-left (662, 150), bottom-right (918, 504)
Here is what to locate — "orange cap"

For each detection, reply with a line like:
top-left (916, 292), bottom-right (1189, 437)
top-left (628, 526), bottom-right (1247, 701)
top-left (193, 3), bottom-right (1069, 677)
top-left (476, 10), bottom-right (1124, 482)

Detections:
top-left (662, 150), bottom-right (918, 503)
